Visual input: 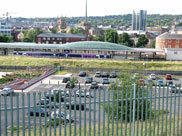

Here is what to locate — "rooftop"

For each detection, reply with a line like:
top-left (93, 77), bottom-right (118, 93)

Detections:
top-left (0, 41), bottom-right (132, 51)
top-left (37, 33), bottom-right (86, 38)
top-left (157, 32), bottom-right (182, 39)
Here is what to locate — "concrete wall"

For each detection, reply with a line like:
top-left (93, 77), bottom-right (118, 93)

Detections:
top-left (165, 48), bottom-right (182, 61)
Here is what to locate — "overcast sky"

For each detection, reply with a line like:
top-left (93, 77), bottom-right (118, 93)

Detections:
top-left (0, 0), bottom-right (182, 18)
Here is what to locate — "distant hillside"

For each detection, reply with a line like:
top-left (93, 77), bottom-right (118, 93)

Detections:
top-left (14, 14), bottom-right (182, 28)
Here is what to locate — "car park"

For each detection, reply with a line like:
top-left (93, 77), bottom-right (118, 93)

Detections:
top-left (157, 80), bottom-right (164, 86)
top-left (149, 74), bottom-right (156, 80)
top-left (102, 78), bottom-right (110, 84)
top-left (110, 72), bottom-right (117, 78)
top-left (85, 76), bottom-right (93, 84)
top-left (62, 77), bottom-right (70, 83)
top-left (101, 72), bottom-right (109, 77)
top-left (76, 90), bottom-right (91, 97)
top-left (95, 72), bottom-right (101, 77)
top-left (90, 81), bottom-right (99, 89)
top-left (1, 88), bottom-right (14, 96)
top-left (78, 71), bottom-right (86, 77)
top-left (51, 110), bottom-right (74, 122)
top-left (165, 74), bottom-right (172, 80)
top-left (28, 107), bottom-right (49, 117)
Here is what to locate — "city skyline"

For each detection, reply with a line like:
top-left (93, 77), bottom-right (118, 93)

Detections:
top-left (0, 0), bottom-right (182, 18)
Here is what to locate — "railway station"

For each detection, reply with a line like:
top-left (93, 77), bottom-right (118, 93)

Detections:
top-left (0, 41), bottom-right (164, 60)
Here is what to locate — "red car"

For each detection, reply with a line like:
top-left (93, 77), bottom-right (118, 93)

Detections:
top-left (165, 74), bottom-right (172, 80)
top-left (138, 79), bottom-right (145, 85)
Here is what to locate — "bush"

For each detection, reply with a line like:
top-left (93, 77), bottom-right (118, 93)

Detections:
top-left (106, 71), bottom-right (150, 122)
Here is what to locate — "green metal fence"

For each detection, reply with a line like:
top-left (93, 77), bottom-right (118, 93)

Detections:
top-left (0, 85), bottom-right (181, 136)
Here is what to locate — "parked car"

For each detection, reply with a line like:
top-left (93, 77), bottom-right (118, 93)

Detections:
top-left (45, 93), bottom-right (65, 102)
top-left (90, 82), bottom-right (99, 89)
top-left (95, 72), bottom-right (101, 77)
top-left (102, 78), bottom-right (110, 84)
top-left (78, 71), bottom-right (86, 77)
top-left (66, 101), bottom-right (85, 110)
top-left (101, 72), bottom-right (109, 77)
top-left (65, 81), bottom-right (74, 89)
top-left (157, 80), bottom-right (164, 86)
top-left (37, 99), bottom-right (49, 106)
top-left (1, 88), bottom-right (14, 96)
top-left (57, 89), bottom-right (70, 97)
top-left (62, 77), bottom-right (70, 83)
top-left (28, 107), bottom-right (49, 117)
top-left (51, 110), bottom-right (74, 122)
top-left (165, 80), bottom-right (173, 86)
top-left (169, 84), bottom-right (178, 93)
top-left (149, 74), bottom-right (156, 80)
top-left (138, 79), bottom-right (145, 85)
top-left (76, 90), bottom-right (91, 98)
top-left (165, 74), bottom-right (172, 80)
top-left (85, 76), bottom-right (93, 84)
top-left (110, 72), bottom-right (117, 78)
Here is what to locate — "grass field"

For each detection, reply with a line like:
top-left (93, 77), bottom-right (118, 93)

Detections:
top-left (10, 114), bottom-right (181, 136)
top-left (1, 56), bottom-right (182, 71)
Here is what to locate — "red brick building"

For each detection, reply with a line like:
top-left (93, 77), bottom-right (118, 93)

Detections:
top-left (156, 32), bottom-right (182, 50)
top-left (36, 33), bottom-right (87, 44)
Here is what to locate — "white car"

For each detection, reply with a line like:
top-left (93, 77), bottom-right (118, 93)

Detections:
top-left (149, 74), bottom-right (156, 80)
top-left (1, 88), bottom-right (14, 96)
top-left (51, 110), bottom-right (73, 122)
top-left (76, 90), bottom-right (90, 98)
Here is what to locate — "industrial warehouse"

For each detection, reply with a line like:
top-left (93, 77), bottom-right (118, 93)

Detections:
top-left (0, 41), bottom-right (164, 60)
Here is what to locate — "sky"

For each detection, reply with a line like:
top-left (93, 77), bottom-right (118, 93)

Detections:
top-left (0, 0), bottom-right (182, 18)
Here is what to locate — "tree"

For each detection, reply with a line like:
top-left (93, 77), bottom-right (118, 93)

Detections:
top-left (69, 28), bottom-right (83, 34)
top-left (50, 28), bottom-right (57, 34)
top-left (105, 29), bottom-right (118, 43)
top-left (0, 34), bottom-right (13, 42)
top-left (136, 35), bottom-right (149, 47)
top-left (150, 40), bottom-right (156, 48)
top-left (22, 29), bottom-right (43, 42)
top-left (118, 33), bottom-right (134, 47)
top-left (93, 34), bottom-right (104, 41)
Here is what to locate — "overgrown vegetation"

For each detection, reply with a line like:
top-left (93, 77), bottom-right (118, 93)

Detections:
top-left (1, 56), bottom-right (182, 71)
top-left (0, 77), bottom-right (13, 84)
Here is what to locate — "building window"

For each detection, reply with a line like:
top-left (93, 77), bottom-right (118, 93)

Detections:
top-left (176, 40), bottom-right (179, 43)
top-left (168, 45), bottom-right (171, 48)
top-left (52, 37), bottom-right (55, 40)
top-left (81, 38), bottom-right (85, 41)
top-left (47, 37), bottom-right (50, 40)
top-left (66, 38), bottom-right (69, 41)
top-left (46, 41), bottom-right (49, 44)
top-left (43, 37), bottom-right (46, 40)
top-left (168, 39), bottom-right (171, 42)
top-left (175, 45), bottom-right (179, 48)
top-left (174, 52), bottom-right (178, 55)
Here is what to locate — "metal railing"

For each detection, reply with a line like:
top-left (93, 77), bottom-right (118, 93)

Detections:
top-left (0, 85), bottom-right (182, 136)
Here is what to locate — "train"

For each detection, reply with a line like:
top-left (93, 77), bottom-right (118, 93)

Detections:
top-left (13, 51), bottom-right (111, 59)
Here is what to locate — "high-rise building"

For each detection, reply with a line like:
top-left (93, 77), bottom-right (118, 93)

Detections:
top-left (132, 10), bottom-right (147, 31)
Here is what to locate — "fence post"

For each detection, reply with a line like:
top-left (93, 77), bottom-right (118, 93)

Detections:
top-left (132, 83), bottom-right (136, 136)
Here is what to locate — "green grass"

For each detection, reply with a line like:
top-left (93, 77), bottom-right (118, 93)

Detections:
top-left (1, 56), bottom-right (182, 71)
top-left (10, 114), bottom-right (181, 136)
